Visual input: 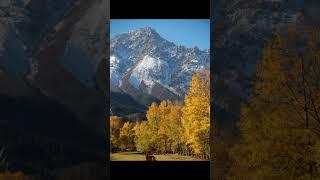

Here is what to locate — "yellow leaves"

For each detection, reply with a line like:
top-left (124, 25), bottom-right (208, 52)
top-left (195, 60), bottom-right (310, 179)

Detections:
top-left (110, 116), bottom-right (136, 151)
top-left (110, 116), bottom-right (124, 151)
top-left (133, 69), bottom-right (210, 158)
top-left (110, 69), bottom-right (210, 159)
top-left (120, 122), bottom-right (135, 148)
top-left (0, 172), bottom-right (30, 180)
top-left (228, 26), bottom-right (320, 179)
top-left (182, 69), bottom-right (210, 157)
top-left (146, 102), bottom-right (160, 131)
top-left (188, 69), bottom-right (210, 98)
top-left (110, 116), bottom-right (123, 130)
top-left (135, 100), bottom-right (186, 154)
top-left (134, 121), bottom-right (154, 152)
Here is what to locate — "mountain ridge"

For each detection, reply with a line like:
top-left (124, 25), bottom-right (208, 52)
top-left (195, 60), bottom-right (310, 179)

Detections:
top-left (0, 0), bottom-right (108, 175)
top-left (110, 27), bottom-right (210, 111)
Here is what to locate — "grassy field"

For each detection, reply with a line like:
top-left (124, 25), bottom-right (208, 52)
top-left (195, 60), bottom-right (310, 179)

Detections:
top-left (110, 152), bottom-right (205, 161)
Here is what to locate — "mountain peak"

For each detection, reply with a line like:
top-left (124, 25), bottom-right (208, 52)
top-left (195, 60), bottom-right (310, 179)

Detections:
top-left (128, 27), bottom-right (159, 37)
top-left (138, 27), bottom-right (157, 33)
top-left (110, 26), bottom-right (210, 102)
top-left (141, 27), bottom-right (156, 32)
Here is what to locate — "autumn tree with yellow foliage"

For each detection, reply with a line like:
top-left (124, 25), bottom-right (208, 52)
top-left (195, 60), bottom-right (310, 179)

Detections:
top-left (110, 116), bottom-right (123, 152)
top-left (111, 69), bottom-right (210, 159)
top-left (182, 69), bottom-right (210, 159)
top-left (119, 122), bottom-right (135, 150)
top-left (134, 101), bottom-right (186, 154)
top-left (134, 121), bottom-right (155, 153)
top-left (163, 101), bottom-right (185, 154)
top-left (228, 26), bottom-right (320, 179)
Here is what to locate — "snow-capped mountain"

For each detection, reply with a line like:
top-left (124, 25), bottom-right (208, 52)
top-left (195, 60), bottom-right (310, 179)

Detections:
top-left (110, 27), bottom-right (210, 101)
top-left (0, 0), bottom-right (107, 172)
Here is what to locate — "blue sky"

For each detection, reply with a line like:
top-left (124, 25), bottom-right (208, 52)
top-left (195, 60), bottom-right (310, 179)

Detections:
top-left (110, 19), bottom-right (210, 50)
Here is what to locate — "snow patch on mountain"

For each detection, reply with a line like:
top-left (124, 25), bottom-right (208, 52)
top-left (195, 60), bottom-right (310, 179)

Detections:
top-left (129, 55), bottom-right (170, 92)
top-left (62, 0), bottom-right (107, 88)
top-left (110, 55), bottom-right (121, 86)
top-left (110, 27), bottom-right (210, 99)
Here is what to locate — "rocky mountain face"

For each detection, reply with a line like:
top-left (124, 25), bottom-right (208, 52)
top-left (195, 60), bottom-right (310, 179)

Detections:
top-left (212, 0), bottom-right (320, 179)
top-left (110, 27), bottom-right (210, 114)
top-left (0, 0), bottom-right (107, 176)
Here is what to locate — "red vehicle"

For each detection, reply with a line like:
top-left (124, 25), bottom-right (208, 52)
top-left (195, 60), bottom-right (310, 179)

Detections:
top-left (145, 153), bottom-right (156, 161)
